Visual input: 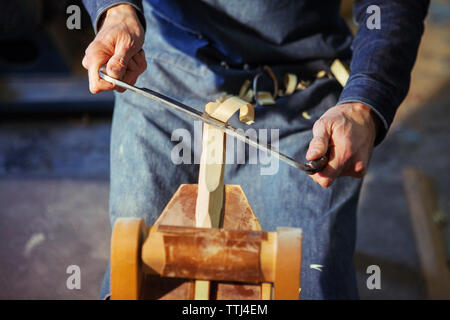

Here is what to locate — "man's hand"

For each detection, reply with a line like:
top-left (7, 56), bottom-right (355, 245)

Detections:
top-left (82, 4), bottom-right (146, 94)
top-left (306, 103), bottom-right (379, 188)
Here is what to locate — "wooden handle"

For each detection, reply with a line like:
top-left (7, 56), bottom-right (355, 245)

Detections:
top-left (303, 154), bottom-right (328, 174)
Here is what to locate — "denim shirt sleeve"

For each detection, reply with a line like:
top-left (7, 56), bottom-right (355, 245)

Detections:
top-left (81, 0), bottom-right (145, 33)
top-left (337, 0), bottom-right (429, 144)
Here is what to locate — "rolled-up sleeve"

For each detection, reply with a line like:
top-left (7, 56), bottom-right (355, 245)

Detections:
top-left (81, 0), bottom-right (145, 33)
top-left (337, 0), bottom-right (429, 144)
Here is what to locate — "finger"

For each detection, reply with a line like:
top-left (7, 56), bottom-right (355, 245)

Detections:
top-left (353, 159), bottom-right (368, 176)
top-left (133, 49), bottom-right (147, 73)
top-left (114, 53), bottom-right (146, 92)
top-left (85, 44), bottom-right (115, 93)
top-left (106, 41), bottom-right (140, 79)
top-left (312, 167), bottom-right (339, 188)
top-left (309, 146), bottom-right (341, 188)
top-left (342, 158), bottom-right (367, 178)
top-left (82, 55), bottom-right (88, 70)
top-left (306, 119), bottom-right (330, 161)
top-left (114, 57), bottom-right (139, 92)
top-left (114, 64), bottom-right (140, 93)
top-left (309, 137), bottom-right (353, 188)
top-left (88, 57), bottom-right (115, 93)
top-left (115, 68), bottom-right (140, 93)
top-left (123, 70), bottom-right (140, 86)
top-left (125, 51), bottom-right (147, 74)
top-left (126, 55), bottom-right (139, 72)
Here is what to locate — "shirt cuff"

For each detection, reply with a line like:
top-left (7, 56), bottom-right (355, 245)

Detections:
top-left (336, 73), bottom-right (398, 145)
top-left (87, 1), bottom-right (146, 34)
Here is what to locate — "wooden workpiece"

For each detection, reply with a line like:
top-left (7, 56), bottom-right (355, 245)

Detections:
top-left (194, 97), bottom-right (255, 298)
top-left (195, 97), bottom-right (255, 229)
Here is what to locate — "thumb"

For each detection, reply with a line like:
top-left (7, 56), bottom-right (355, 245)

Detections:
top-left (106, 44), bottom-right (135, 79)
top-left (306, 119), bottom-right (330, 161)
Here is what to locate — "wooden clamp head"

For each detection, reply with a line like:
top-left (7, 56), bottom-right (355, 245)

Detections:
top-left (111, 217), bottom-right (302, 300)
top-left (142, 225), bottom-right (273, 283)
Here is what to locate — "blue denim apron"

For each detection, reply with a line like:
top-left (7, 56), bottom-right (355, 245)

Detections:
top-left (100, 2), bottom-right (361, 300)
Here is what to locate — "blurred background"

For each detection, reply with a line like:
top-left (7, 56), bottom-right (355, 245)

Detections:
top-left (0, 0), bottom-right (449, 299)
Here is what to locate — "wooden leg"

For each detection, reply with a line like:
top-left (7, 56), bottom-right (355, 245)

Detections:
top-left (111, 218), bottom-right (147, 300)
top-left (403, 168), bottom-right (450, 299)
top-left (194, 280), bottom-right (211, 300)
top-left (261, 283), bottom-right (272, 300)
top-left (273, 227), bottom-right (302, 300)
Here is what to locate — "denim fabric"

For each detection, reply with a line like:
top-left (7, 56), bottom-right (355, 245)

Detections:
top-left (83, 0), bottom-right (429, 144)
top-left (96, 4), bottom-right (364, 300)
top-left (82, 0), bottom-right (146, 33)
top-left (338, 0), bottom-right (429, 143)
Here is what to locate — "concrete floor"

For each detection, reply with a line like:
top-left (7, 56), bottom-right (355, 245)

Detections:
top-left (0, 115), bottom-right (111, 299)
top-left (0, 1), bottom-right (448, 300)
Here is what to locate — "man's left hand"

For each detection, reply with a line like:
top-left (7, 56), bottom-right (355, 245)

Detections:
top-left (306, 102), bottom-right (379, 188)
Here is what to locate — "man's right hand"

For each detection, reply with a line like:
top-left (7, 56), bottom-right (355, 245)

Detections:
top-left (82, 4), bottom-right (146, 94)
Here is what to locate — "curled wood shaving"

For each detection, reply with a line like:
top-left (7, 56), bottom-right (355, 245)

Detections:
top-left (239, 79), bottom-right (251, 98)
top-left (256, 91), bottom-right (275, 105)
top-left (310, 264), bottom-right (324, 272)
top-left (301, 111), bottom-right (311, 119)
top-left (239, 104), bottom-right (255, 125)
top-left (209, 96), bottom-right (255, 125)
top-left (239, 79), bottom-right (255, 103)
top-left (316, 70), bottom-right (328, 78)
top-left (296, 80), bottom-right (311, 91)
top-left (209, 96), bottom-right (253, 122)
top-left (235, 64), bottom-right (341, 110)
top-left (284, 73), bottom-right (298, 95)
top-left (330, 59), bottom-right (350, 87)
top-left (216, 93), bottom-right (229, 103)
top-left (242, 89), bottom-right (254, 103)
top-left (263, 65), bottom-right (278, 99)
top-left (201, 97), bottom-right (254, 192)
